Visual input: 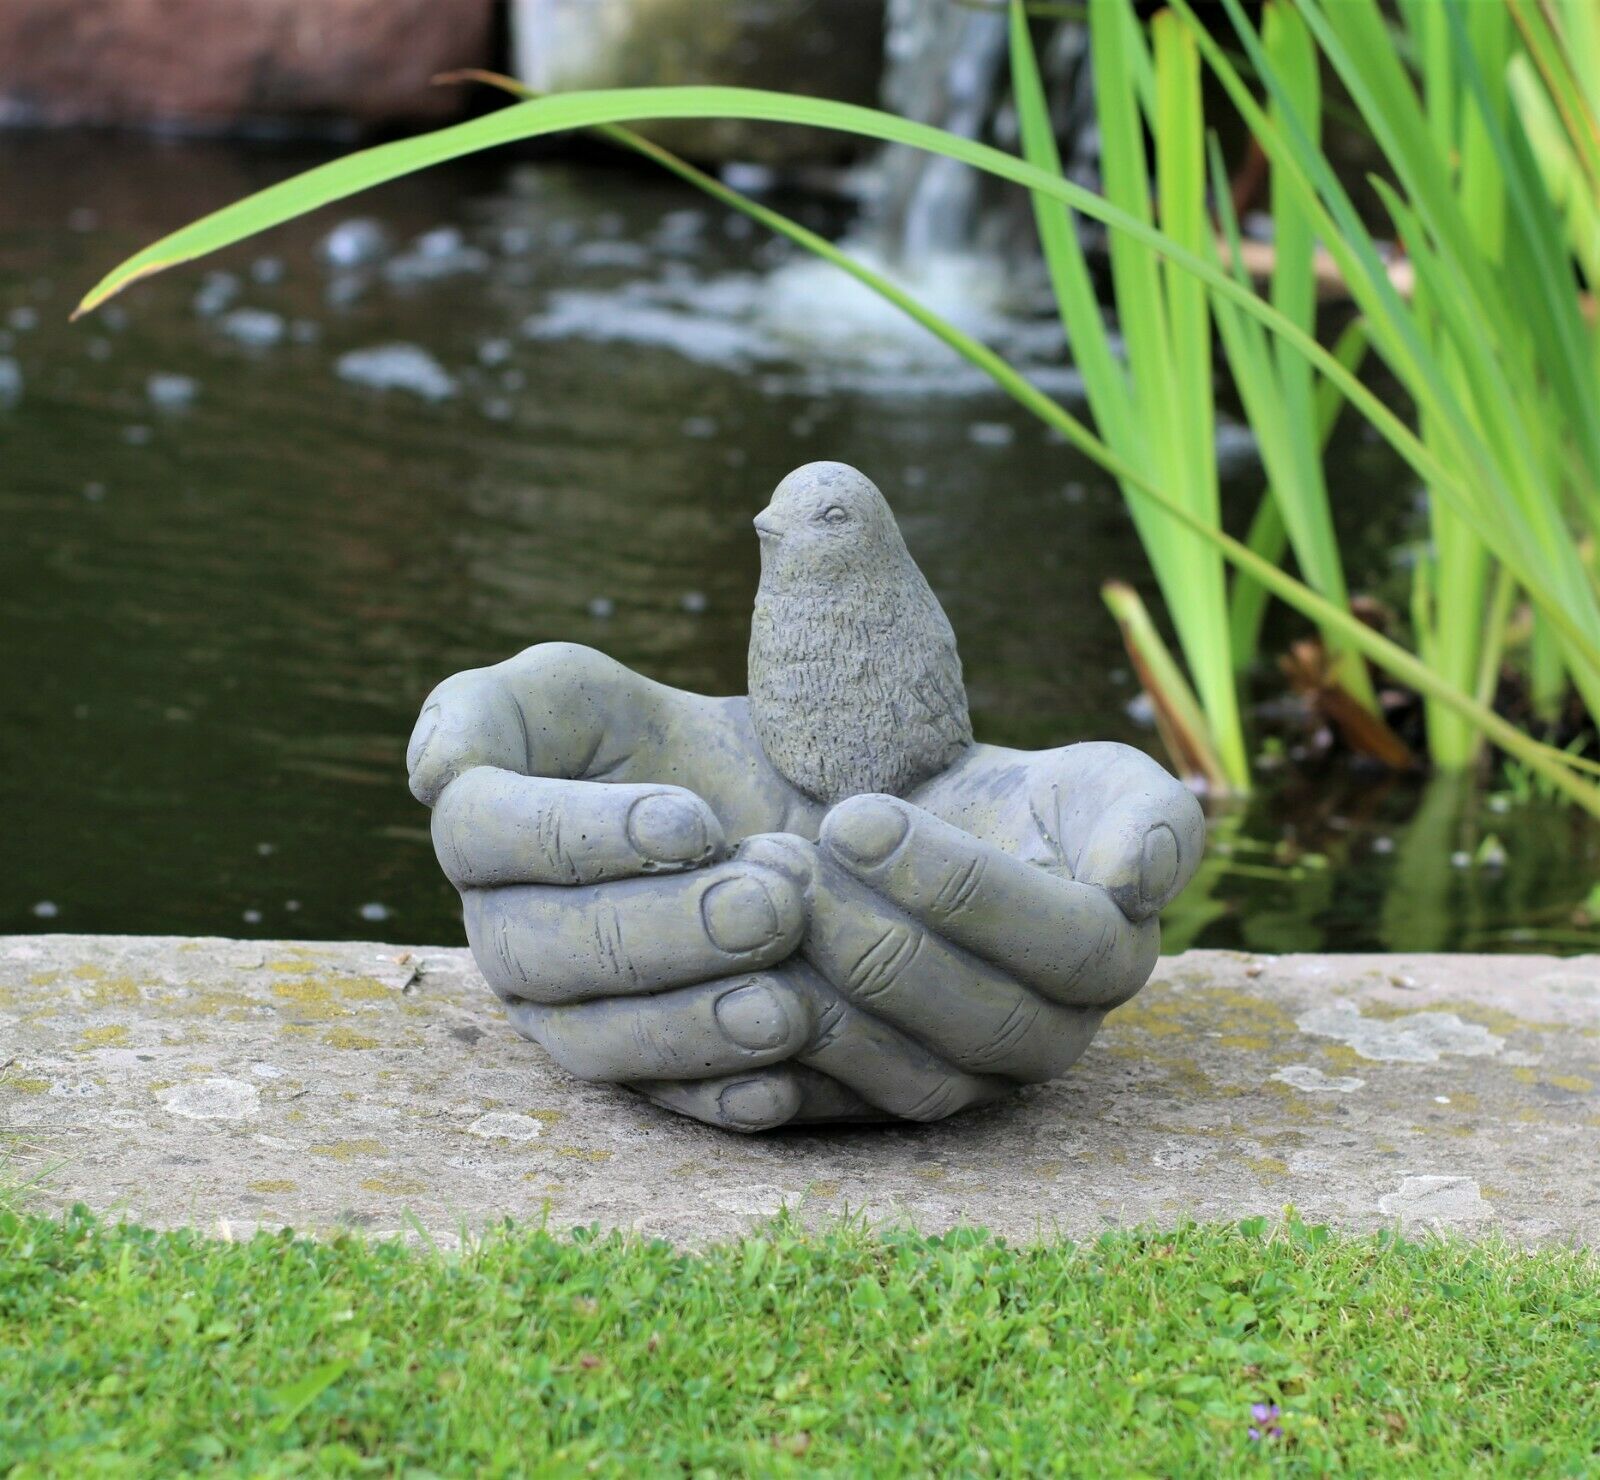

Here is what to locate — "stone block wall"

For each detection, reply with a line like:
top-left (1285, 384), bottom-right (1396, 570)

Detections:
top-left (0, 0), bottom-right (496, 133)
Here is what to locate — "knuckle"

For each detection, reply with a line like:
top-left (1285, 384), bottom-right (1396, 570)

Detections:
top-left (433, 813), bottom-right (475, 888)
top-left (518, 640), bottom-right (608, 683)
top-left (465, 891), bottom-right (571, 1005)
top-left (843, 924), bottom-right (924, 1002)
top-left (530, 795), bottom-right (582, 884)
top-left (487, 906), bottom-right (532, 995)
top-left (428, 772), bottom-right (492, 882)
top-left (899, 1076), bottom-right (969, 1123)
top-left (405, 704), bottom-right (444, 798)
top-left (963, 995), bottom-right (1043, 1072)
top-left (625, 1010), bottom-right (676, 1075)
top-left (808, 996), bottom-right (849, 1052)
top-left (928, 851), bottom-right (987, 920)
top-left (585, 894), bottom-right (642, 987)
top-left (511, 642), bottom-right (618, 720)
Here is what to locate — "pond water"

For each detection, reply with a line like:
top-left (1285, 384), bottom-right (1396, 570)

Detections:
top-left (3, 133), bottom-right (1597, 954)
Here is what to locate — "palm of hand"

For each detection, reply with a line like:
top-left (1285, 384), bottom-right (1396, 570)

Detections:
top-left (409, 642), bottom-right (1203, 1131)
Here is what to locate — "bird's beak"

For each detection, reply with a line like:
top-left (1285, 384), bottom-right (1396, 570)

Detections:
top-left (753, 511), bottom-right (784, 541)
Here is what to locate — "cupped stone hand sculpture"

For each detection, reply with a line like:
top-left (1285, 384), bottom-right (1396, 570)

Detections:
top-left (407, 462), bottom-right (1204, 1131)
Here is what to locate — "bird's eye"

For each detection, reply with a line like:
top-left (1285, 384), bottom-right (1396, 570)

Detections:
top-left (819, 505), bottom-right (848, 525)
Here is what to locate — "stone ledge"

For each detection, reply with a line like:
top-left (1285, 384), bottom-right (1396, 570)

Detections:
top-left (2, 936), bottom-right (1596, 1246)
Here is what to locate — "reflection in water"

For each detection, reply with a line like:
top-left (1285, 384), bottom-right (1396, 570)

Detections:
top-left (1, 134), bottom-right (1596, 951)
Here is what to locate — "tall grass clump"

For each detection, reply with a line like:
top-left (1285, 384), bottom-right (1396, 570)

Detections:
top-left (1191, 0), bottom-right (1600, 773)
top-left (70, 0), bottom-right (1600, 814)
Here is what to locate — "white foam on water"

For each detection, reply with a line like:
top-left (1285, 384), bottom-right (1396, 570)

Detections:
top-left (218, 308), bottom-right (285, 349)
top-left (336, 345), bottom-right (456, 401)
top-left (319, 218), bottom-right (389, 269)
top-left (516, 245), bottom-right (1095, 403)
top-left (146, 372), bottom-right (198, 409)
top-left (384, 226), bottom-right (490, 286)
top-left (193, 271), bottom-right (240, 318)
top-left (522, 284), bottom-right (773, 369)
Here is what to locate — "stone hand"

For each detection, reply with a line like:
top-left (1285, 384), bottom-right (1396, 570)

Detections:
top-left (407, 642), bottom-right (1203, 1131)
top-left (697, 738), bottom-right (1205, 1126)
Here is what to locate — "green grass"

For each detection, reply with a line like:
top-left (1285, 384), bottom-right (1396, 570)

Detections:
top-left (2, 1205), bottom-right (1596, 1476)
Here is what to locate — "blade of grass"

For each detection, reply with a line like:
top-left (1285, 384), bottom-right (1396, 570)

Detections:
top-left (1011, 0), bottom-right (1233, 786)
top-left (1511, 53), bottom-right (1600, 285)
top-left (1304, 0), bottom-right (1600, 597)
top-left (1507, 0), bottom-right (1600, 193)
top-left (1261, 3), bottom-right (1375, 709)
top-left (1224, 315), bottom-right (1369, 672)
top-left (1181, 0), bottom-right (1600, 702)
top-left (1102, 580), bottom-right (1230, 792)
top-left (1149, 10), bottom-right (1244, 785)
top-left (1208, 95), bottom-right (1374, 708)
top-left (1007, 0), bottom-right (1132, 445)
top-left (1407, 0), bottom-right (1498, 770)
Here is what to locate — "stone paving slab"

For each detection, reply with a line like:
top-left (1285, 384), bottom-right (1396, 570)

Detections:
top-left (2, 935), bottom-right (1596, 1246)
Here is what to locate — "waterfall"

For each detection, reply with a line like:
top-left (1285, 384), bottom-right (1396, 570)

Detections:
top-left (743, 0), bottom-right (1097, 378)
top-left (876, 0), bottom-right (1011, 264)
top-left (870, 0), bottom-right (1095, 274)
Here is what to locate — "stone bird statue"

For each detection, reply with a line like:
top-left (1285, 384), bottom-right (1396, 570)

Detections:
top-left (748, 461), bottom-right (974, 804)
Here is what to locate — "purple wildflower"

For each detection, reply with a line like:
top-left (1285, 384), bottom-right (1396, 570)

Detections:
top-left (1249, 1403), bottom-right (1283, 1442)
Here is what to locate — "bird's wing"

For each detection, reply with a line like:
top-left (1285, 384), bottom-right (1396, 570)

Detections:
top-left (904, 596), bottom-right (973, 741)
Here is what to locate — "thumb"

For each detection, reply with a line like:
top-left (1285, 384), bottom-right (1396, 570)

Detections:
top-left (407, 667), bottom-right (531, 806)
top-left (1073, 789), bottom-right (1204, 922)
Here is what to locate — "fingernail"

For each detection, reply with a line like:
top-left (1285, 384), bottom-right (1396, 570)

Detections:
top-left (627, 792), bottom-right (711, 865)
top-left (701, 875), bottom-right (782, 953)
top-left (406, 704), bottom-right (441, 777)
top-left (824, 797), bottom-right (908, 867)
top-left (736, 834), bottom-right (816, 891)
top-left (714, 981), bottom-right (793, 1051)
top-left (1140, 822), bottom-right (1179, 911)
top-left (717, 1077), bottom-right (794, 1130)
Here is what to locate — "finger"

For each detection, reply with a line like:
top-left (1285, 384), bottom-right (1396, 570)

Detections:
top-left (742, 835), bottom-right (1105, 1083)
top-left (629, 1066), bottom-right (885, 1132)
top-left (1031, 742), bottom-right (1206, 921)
top-left (1075, 792), bottom-right (1204, 922)
top-left (464, 849), bottom-right (805, 1005)
top-left (819, 794), bottom-right (1158, 1008)
top-left (784, 1066), bottom-right (894, 1125)
top-left (433, 767), bottom-right (725, 887)
top-left (409, 643), bottom-right (647, 807)
top-left (505, 972), bottom-right (813, 1082)
top-left (629, 1068), bottom-right (803, 1132)
top-left (519, 951), bottom-right (1007, 1123)
top-left (784, 963), bottom-right (1011, 1121)
top-left (407, 666), bottom-right (532, 806)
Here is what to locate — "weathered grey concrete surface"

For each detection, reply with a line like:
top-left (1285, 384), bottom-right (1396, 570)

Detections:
top-left (3, 936), bottom-right (1596, 1245)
